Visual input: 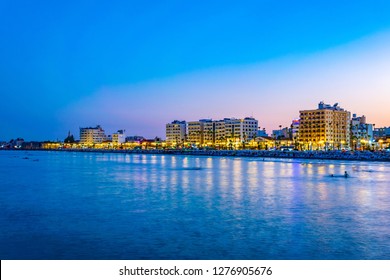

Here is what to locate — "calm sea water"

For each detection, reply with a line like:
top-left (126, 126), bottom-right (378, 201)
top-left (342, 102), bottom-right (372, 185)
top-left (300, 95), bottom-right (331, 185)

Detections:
top-left (1, 150), bottom-right (390, 260)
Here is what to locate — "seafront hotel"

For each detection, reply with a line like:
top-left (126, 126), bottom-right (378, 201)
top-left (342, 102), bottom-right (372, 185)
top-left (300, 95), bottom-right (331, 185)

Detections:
top-left (298, 102), bottom-right (351, 151)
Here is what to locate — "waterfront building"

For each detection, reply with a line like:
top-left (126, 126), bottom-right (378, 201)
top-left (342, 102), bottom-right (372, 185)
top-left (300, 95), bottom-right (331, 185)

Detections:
top-left (377, 136), bottom-right (390, 150)
top-left (257, 128), bottom-right (268, 137)
top-left (125, 135), bottom-right (145, 142)
top-left (112, 130), bottom-right (126, 144)
top-left (224, 117), bottom-right (258, 143)
top-left (298, 102), bottom-right (351, 150)
top-left (374, 127), bottom-right (390, 138)
top-left (350, 114), bottom-right (374, 150)
top-left (187, 121), bottom-right (203, 146)
top-left (271, 126), bottom-right (293, 149)
top-left (272, 128), bottom-right (289, 139)
top-left (41, 141), bottom-right (62, 149)
top-left (187, 119), bottom-right (215, 146)
top-left (167, 117), bottom-right (258, 148)
top-left (121, 135), bottom-right (145, 150)
top-left (79, 125), bottom-right (107, 144)
top-left (202, 119), bottom-right (214, 145)
top-left (249, 135), bottom-right (274, 150)
top-left (213, 117), bottom-right (258, 148)
top-left (291, 119), bottom-right (300, 148)
top-left (224, 118), bottom-right (242, 144)
top-left (241, 117), bottom-right (259, 141)
top-left (166, 120), bottom-right (186, 144)
top-left (214, 119), bottom-right (226, 145)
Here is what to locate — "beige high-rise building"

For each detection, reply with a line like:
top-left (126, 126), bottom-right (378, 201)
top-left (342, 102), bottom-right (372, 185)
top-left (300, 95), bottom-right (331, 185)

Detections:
top-left (187, 119), bottom-right (215, 146)
top-left (187, 121), bottom-right (204, 145)
top-left (80, 125), bottom-right (107, 144)
top-left (241, 117), bottom-right (259, 141)
top-left (298, 102), bottom-right (351, 150)
top-left (203, 120), bottom-right (214, 145)
top-left (214, 120), bottom-right (226, 144)
top-left (224, 118), bottom-right (242, 142)
top-left (167, 117), bottom-right (259, 147)
top-left (187, 119), bottom-right (214, 146)
top-left (166, 120), bottom-right (186, 144)
top-left (224, 117), bottom-right (258, 142)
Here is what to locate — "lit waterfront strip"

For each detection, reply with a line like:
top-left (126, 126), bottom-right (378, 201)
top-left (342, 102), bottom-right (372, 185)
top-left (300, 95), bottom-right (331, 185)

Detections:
top-left (29, 148), bottom-right (390, 162)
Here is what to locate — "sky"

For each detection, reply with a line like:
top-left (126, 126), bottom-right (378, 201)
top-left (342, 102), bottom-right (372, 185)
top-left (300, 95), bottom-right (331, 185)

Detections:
top-left (1, 0), bottom-right (390, 141)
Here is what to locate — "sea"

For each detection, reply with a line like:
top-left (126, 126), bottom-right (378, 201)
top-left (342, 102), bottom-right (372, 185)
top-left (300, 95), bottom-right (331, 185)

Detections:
top-left (1, 150), bottom-right (390, 260)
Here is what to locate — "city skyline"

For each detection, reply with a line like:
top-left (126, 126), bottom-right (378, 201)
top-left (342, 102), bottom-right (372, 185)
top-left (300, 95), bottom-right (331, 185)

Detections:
top-left (2, 1), bottom-right (390, 140)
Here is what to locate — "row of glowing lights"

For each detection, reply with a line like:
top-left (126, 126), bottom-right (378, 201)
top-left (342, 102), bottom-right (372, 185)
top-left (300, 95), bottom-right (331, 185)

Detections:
top-left (42, 137), bottom-right (389, 149)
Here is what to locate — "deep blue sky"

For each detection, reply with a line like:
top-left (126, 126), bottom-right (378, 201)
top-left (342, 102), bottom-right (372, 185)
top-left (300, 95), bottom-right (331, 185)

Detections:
top-left (1, 0), bottom-right (390, 140)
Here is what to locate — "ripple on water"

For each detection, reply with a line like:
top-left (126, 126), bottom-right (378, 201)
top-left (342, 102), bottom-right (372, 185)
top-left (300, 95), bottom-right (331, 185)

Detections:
top-left (1, 150), bottom-right (390, 259)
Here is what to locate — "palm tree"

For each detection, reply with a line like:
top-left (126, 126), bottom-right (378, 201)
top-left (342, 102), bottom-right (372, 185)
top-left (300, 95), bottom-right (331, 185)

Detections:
top-left (278, 125), bottom-right (282, 148)
top-left (242, 132), bottom-right (247, 150)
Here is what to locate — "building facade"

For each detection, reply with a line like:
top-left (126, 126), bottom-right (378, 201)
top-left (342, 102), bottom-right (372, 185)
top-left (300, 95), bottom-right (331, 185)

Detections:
top-left (112, 130), bottom-right (126, 144)
top-left (241, 117), bottom-right (259, 141)
top-left (224, 118), bottom-right (242, 143)
top-left (202, 120), bottom-right (214, 145)
top-left (166, 117), bottom-right (258, 147)
top-left (291, 119), bottom-right (300, 147)
top-left (374, 127), bottom-right (390, 138)
top-left (224, 117), bottom-right (258, 143)
top-left (80, 125), bottom-right (107, 144)
top-left (214, 120), bottom-right (226, 144)
top-left (298, 102), bottom-right (351, 150)
top-left (187, 119), bottom-right (215, 146)
top-left (350, 115), bottom-right (374, 150)
top-left (187, 121), bottom-right (203, 145)
top-left (166, 120), bottom-right (186, 144)
top-left (257, 128), bottom-right (268, 137)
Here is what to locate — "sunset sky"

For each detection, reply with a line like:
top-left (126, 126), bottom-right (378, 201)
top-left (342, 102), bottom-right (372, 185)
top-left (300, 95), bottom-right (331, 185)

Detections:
top-left (1, 0), bottom-right (390, 140)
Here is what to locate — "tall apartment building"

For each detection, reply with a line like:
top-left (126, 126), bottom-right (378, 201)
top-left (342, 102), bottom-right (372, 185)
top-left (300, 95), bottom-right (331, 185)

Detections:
top-left (166, 117), bottom-right (258, 146)
top-left (224, 118), bottom-right (242, 142)
top-left (166, 120), bottom-right (186, 144)
top-left (242, 117), bottom-right (259, 141)
top-left (373, 127), bottom-right (390, 138)
top-left (214, 119), bottom-right (226, 144)
top-left (187, 119), bottom-right (214, 145)
top-left (187, 121), bottom-right (203, 145)
top-left (203, 120), bottom-right (214, 145)
top-left (80, 125), bottom-right (107, 144)
top-left (225, 117), bottom-right (258, 142)
top-left (298, 102), bottom-right (351, 150)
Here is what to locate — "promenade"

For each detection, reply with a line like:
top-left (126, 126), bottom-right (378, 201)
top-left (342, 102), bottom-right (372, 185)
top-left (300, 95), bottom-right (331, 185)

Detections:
top-left (45, 148), bottom-right (390, 162)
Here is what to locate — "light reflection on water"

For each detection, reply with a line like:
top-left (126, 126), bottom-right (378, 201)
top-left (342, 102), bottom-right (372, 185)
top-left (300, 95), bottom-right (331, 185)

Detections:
top-left (1, 150), bottom-right (390, 259)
